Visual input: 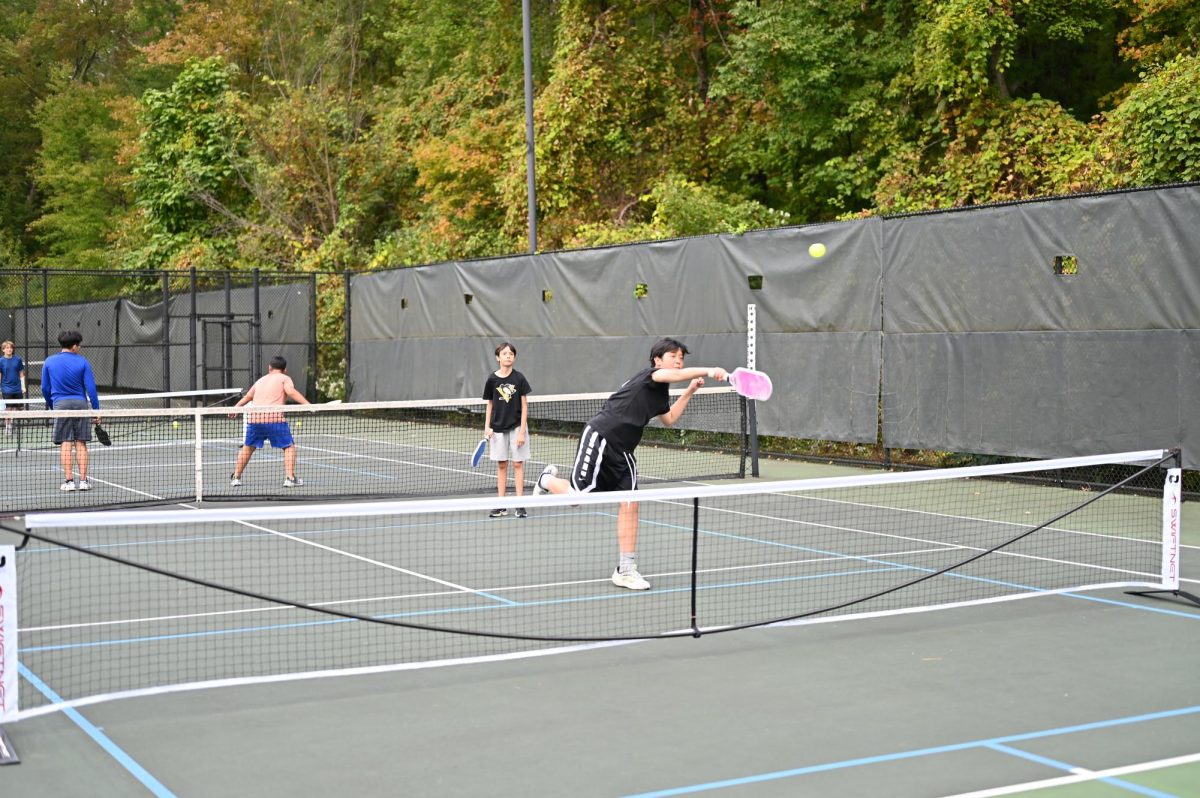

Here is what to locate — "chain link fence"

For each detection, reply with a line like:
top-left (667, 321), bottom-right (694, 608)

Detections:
top-left (0, 269), bottom-right (349, 402)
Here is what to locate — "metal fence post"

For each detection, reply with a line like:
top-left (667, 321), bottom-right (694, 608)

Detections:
top-left (252, 268), bottom-right (262, 383)
top-left (343, 270), bottom-right (352, 402)
top-left (189, 267), bottom-right (198, 401)
top-left (161, 270), bottom-right (171, 400)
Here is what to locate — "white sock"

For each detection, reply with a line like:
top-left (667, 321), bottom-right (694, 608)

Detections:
top-left (619, 553), bottom-right (637, 572)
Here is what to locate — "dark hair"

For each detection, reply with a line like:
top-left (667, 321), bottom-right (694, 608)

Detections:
top-left (649, 337), bottom-right (689, 364)
top-left (269, 355), bottom-right (288, 371)
top-left (494, 342), bottom-right (516, 357)
top-left (58, 330), bottom-right (83, 349)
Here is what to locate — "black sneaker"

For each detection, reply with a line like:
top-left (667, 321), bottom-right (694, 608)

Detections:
top-left (514, 508), bottom-right (528, 518)
top-left (489, 508), bottom-right (508, 518)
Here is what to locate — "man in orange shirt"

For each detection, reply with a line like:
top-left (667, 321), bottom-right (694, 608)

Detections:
top-left (229, 356), bottom-right (310, 488)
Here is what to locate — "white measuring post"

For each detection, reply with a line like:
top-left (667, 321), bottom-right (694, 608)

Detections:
top-left (746, 303), bottom-right (759, 477)
top-left (746, 303), bottom-right (756, 369)
top-left (194, 410), bottom-right (204, 502)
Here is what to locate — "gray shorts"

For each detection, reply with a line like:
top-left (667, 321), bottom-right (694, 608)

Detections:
top-left (52, 398), bottom-right (92, 444)
top-left (489, 430), bottom-right (530, 462)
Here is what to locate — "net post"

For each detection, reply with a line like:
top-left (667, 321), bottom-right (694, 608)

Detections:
top-left (194, 410), bottom-right (204, 503)
top-left (0, 727), bottom-right (18, 765)
top-left (1126, 448), bottom-right (1200, 607)
top-left (746, 303), bottom-right (759, 477)
top-left (690, 497), bottom-right (701, 637)
top-left (0, 543), bottom-right (19, 745)
top-left (1162, 461), bottom-right (1182, 592)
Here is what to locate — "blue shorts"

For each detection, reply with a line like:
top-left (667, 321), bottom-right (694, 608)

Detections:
top-left (243, 422), bottom-right (294, 449)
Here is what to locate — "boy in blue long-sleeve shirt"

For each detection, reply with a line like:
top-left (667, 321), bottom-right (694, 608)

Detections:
top-left (41, 330), bottom-right (101, 491)
top-left (0, 340), bottom-right (24, 435)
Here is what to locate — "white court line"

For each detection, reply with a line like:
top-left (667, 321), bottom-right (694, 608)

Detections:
top-left (649, 498), bottom-right (1164, 582)
top-left (19, 544), bottom-right (959, 634)
top-left (939, 751), bottom-right (1200, 797)
top-left (232, 516), bottom-right (486, 595)
top-left (13, 638), bottom-right (645, 722)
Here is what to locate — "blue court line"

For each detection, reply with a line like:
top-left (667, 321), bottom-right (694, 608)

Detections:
top-left (622, 705), bottom-right (1200, 797)
top-left (986, 742), bottom-right (1179, 798)
top-left (19, 664), bottom-right (177, 798)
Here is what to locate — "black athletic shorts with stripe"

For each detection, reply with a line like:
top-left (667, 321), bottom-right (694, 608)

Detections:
top-left (568, 424), bottom-right (638, 492)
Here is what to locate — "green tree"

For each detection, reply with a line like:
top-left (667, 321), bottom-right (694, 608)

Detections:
top-left (0, 0), bottom-right (47, 254)
top-left (1119, 0), bottom-right (1200, 69)
top-left (128, 57), bottom-right (250, 269)
top-left (30, 77), bottom-right (129, 270)
top-left (711, 0), bottom-right (914, 219)
top-left (874, 97), bottom-right (1096, 212)
top-left (569, 174), bottom-right (789, 247)
top-left (1098, 53), bottom-right (1200, 184)
top-left (872, 0), bottom-right (1129, 213)
top-left (527, 0), bottom-right (747, 248)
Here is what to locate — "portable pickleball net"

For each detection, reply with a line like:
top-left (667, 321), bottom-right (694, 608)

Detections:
top-left (0, 386), bottom-right (751, 515)
top-left (0, 448), bottom-right (1186, 723)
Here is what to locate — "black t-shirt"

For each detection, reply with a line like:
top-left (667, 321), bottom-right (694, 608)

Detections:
top-left (482, 369), bottom-right (532, 432)
top-left (587, 367), bottom-right (671, 452)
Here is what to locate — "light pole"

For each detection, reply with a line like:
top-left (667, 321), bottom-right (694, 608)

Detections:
top-left (522, 0), bottom-right (537, 253)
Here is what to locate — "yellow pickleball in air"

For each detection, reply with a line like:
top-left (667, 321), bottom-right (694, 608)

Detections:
top-left (808, 242), bottom-right (827, 258)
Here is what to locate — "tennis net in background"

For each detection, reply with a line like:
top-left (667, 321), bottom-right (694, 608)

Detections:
top-left (5, 449), bottom-right (1180, 719)
top-left (0, 387), bottom-right (749, 515)
top-left (0, 387), bottom-right (242, 411)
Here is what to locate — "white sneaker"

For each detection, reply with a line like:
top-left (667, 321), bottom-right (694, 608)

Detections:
top-left (229, 474), bottom-right (242, 487)
top-left (533, 465), bottom-right (558, 496)
top-left (77, 478), bottom-right (92, 491)
top-left (611, 567), bottom-right (651, 591)
top-left (60, 479), bottom-right (76, 492)
top-left (284, 476), bottom-right (304, 488)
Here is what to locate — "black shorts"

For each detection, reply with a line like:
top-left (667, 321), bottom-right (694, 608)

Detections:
top-left (52, 398), bottom-right (92, 444)
top-left (2, 391), bottom-right (22, 406)
top-left (568, 425), bottom-right (638, 493)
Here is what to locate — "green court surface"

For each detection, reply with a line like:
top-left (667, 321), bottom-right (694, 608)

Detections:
top-left (992, 760), bottom-right (1200, 797)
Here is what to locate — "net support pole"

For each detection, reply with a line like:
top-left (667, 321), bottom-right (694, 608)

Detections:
top-left (0, 544), bottom-right (19, 741)
top-left (1163, 466), bottom-right (1181, 591)
top-left (1126, 451), bottom-right (1200, 607)
top-left (0, 727), bottom-right (18, 765)
top-left (690, 497), bottom-right (700, 637)
top-left (194, 410), bottom-right (204, 503)
top-left (746, 303), bottom-right (760, 477)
